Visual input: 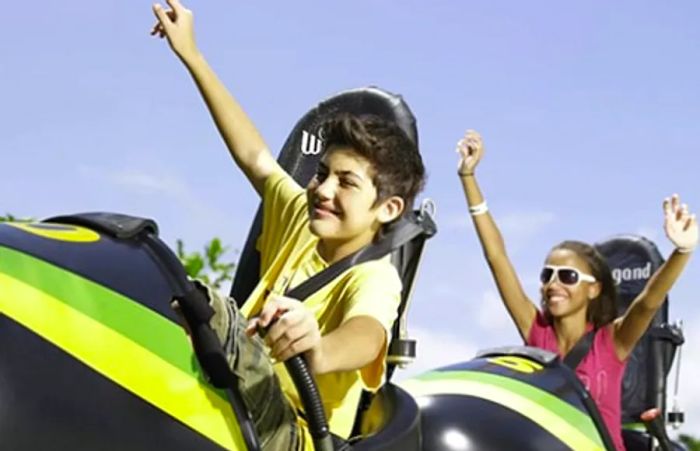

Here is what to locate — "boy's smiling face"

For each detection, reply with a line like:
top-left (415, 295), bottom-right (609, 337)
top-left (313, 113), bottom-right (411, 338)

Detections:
top-left (306, 146), bottom-right (404, 259)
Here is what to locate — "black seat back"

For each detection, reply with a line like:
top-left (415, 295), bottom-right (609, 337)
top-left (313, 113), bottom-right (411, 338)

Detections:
top-left (595, 234), bottom-right (677, 423)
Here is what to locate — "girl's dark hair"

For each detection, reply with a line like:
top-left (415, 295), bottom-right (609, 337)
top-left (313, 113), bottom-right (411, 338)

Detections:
top-left (319, 114), bottom-right (426, 210)
top-left (546, 240), bottom-right (618, 328)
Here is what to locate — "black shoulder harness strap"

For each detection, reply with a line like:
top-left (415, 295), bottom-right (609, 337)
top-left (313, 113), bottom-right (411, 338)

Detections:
top-left (563, 328), bottom-right (597, 370)
top-left (285, 215), bottom-right (428, 300)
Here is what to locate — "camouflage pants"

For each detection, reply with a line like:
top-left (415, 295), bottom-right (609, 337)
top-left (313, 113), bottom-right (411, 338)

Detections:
top-left (194, 281), bottom-right (300, 451)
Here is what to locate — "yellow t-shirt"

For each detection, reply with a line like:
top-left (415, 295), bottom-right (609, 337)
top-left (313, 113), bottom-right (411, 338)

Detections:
top-left (241, 169), bottom-right (401, 444)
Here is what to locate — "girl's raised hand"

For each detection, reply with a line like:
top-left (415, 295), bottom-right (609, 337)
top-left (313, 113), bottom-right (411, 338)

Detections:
top-left (663, 194), bottom-right (698, 254)
top-left (456, 130), bottom-right (484, 177)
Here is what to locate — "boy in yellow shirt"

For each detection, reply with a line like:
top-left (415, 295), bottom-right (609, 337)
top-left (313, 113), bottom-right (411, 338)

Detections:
top-left (151, 1), bottom-right (426, 449)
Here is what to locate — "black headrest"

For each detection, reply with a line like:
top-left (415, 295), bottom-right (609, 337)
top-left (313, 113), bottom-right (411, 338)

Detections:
top-left (595, 234), bottom-right (665, 316)
top-left (231, 87), bottom-right (421, 304)
top-left (278, 87), bottom-right (418, 186)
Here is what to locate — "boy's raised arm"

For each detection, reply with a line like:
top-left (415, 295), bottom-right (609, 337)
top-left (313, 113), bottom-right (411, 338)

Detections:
top-left (152, 0), bottom-right (281, 196)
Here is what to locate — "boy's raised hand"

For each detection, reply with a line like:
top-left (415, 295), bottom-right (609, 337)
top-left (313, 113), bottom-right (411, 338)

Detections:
top-left (663, 194), bottom-right (698, 253)
top-left (456, 130), bottom-right (484, 176)
top-left (151, 0), bottom-right (198, 61)
top-left (245, 295), bottom-right (324, 370)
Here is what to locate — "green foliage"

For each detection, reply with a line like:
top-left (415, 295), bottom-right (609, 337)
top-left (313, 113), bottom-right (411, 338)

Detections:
top-left (680, 434), bottom-right (700, 451)
top-left (0, 214), bottom-right (32, 223)
top-left (176, 237), bottom-right (237, 290)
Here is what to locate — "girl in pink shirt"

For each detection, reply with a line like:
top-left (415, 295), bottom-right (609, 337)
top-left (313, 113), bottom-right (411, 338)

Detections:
top-left (456, 130), bottom-right (697, 450)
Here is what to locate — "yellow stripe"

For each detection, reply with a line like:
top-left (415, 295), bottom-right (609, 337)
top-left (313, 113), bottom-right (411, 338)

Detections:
top-left (6, 222), bottom-right (100, 243)
top-left (0, 273), bottom-right (245, 450)
top-left (400, 378), bottom-right (604, 451)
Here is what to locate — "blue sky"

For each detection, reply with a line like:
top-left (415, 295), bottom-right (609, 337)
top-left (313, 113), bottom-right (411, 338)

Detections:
top-left (3, 0), bottom-right (700, 434)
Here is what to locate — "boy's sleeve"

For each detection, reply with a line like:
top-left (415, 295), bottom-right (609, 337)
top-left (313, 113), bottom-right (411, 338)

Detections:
top-left (341, 260), bottom-right (402, 391)
top-left (257, 168), bottom-right (308, 266)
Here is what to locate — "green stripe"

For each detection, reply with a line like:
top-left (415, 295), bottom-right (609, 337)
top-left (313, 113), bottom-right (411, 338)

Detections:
top-left (417, 369), bottom-right (601, 439)
top-left (0, 245), bottom-right (202, 380)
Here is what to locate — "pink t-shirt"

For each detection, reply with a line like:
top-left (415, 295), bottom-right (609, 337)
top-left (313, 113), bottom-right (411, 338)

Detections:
top-left (527, 311), bottom-right (627, 451)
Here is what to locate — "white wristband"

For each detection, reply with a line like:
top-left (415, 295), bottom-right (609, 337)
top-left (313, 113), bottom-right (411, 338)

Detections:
top-left (676, 246), bottom-right (695, 254)
top-left (469, 201), bottom-right (488, 216)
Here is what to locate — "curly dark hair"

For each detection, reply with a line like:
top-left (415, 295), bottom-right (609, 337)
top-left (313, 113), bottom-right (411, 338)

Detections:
top-left (319, 114), bottom-right (426, 211)
top-left (545, 240), bottom-right (618, 329)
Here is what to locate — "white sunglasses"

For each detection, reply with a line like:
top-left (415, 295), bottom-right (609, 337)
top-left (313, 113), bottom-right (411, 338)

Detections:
top-left (540, 265), bottom-right (596, 286)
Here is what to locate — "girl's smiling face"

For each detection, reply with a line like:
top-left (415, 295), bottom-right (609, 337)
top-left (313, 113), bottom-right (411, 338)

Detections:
top-left (541, 248), bottom-right (600, 320)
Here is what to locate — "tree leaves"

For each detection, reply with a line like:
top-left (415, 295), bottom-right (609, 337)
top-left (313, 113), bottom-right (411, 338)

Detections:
top-left (0, 214), bottom-right (32, 223)
top-left (680, 434), bottom-right (700, 451)
top-left (176, 237), bottom-right (237, 290)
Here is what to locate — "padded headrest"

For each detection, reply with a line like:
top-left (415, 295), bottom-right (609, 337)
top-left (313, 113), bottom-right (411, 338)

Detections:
top-left (595, 234), bottom-right (665, 316)
top-left (232, 87), bottom-right (420, 304)
top-left (278, 86), bottom-right (418, 188)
